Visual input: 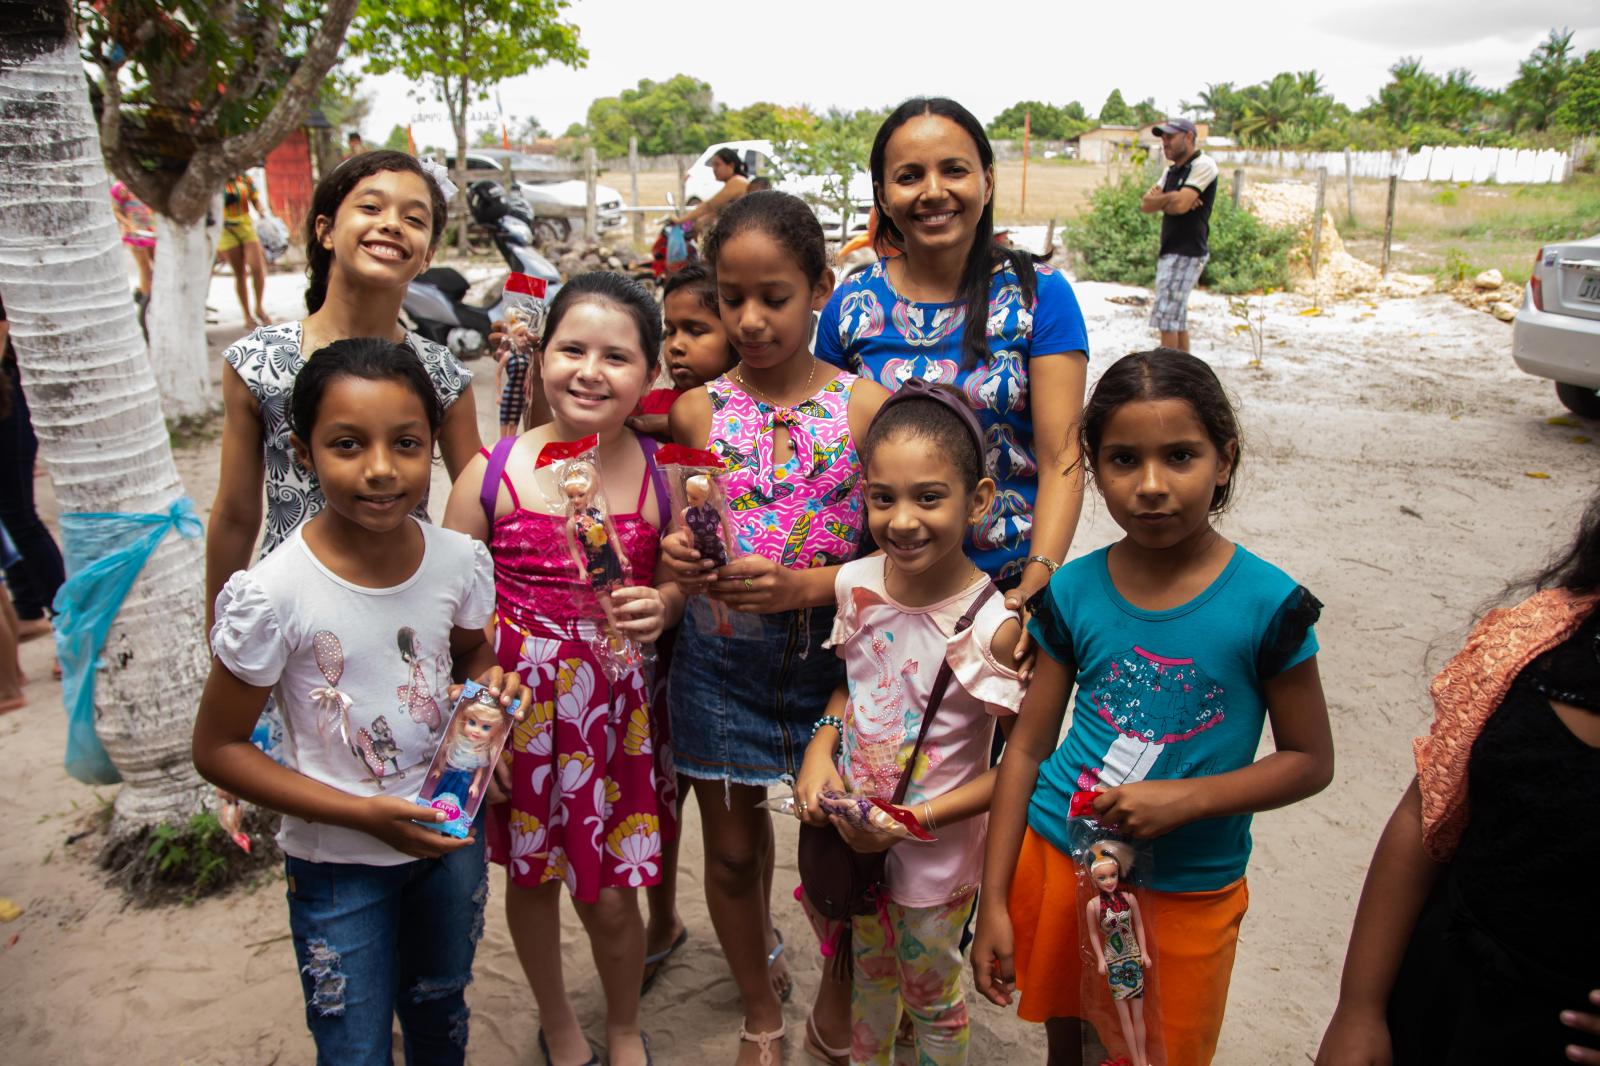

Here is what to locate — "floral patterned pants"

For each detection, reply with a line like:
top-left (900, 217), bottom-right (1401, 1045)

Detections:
top-left (850, 889), bottom-right (977, 1066)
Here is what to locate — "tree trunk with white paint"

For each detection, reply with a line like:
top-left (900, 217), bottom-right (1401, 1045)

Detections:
top-left (146, 213), bottom-right (217, 421)
top-left (0, 8), bottom-right (210, 837)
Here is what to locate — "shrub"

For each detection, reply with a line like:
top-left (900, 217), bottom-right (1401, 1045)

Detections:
top-left (1065, 174), bottom-right (1294, 294)
top-left (1202, 193), bottom-right (1296, 293)
top-left (1063, 174), bottom-right (1159, 286)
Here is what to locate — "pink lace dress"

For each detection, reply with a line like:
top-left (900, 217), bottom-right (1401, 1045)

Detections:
top-left (478, 435), bottom-right (677, 900)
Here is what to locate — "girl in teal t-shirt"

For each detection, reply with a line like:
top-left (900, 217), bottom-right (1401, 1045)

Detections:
top-left (971, 348), bottom-right (1334, 1066)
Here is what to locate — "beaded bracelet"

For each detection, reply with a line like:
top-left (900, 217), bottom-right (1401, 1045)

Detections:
top-left (811, 714), bottom-right (844, 738)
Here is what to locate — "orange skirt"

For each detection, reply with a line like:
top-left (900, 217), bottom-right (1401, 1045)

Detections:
top-left (1008, 826), bottom-right (1248, 1066)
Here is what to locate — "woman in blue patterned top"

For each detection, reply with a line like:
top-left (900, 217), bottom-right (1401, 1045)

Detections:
top-left (817, 97), bottom-right (1090, 619)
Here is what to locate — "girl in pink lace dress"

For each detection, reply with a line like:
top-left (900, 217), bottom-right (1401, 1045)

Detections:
top-left (444, 273), bottom-right (680, 1066)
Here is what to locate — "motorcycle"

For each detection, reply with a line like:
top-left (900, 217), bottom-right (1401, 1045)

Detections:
top-left (402, 180), bottom-right (562, 361)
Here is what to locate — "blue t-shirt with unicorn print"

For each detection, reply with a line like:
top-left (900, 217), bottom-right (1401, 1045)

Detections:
top-left (816, 258), bottom-right (1088, 581)
top-left (1025, 544), bottom-right (1321, 892)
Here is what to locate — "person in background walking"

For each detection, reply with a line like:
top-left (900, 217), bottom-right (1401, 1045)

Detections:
top-left (219, 172), bottom-right (271, 329)
top-left (346, 132), bottom-right (365, 157)
top-left (1139, 118), bottom-right (1218, 354)
top-left (109, 179), bottom-right (156, 311)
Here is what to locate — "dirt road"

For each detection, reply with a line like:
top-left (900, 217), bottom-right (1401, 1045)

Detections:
top-left (0, 271), bottom-right (1592, 1064)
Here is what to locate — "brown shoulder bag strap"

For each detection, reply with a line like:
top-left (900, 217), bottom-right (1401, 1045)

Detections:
top-left (890, 581), bottom-right (999, 807)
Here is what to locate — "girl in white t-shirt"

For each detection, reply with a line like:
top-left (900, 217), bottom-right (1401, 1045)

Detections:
top-left (193, 338), bottom-right (522, 1066)
top-left (795, 380), bottom-right (1025, 1066)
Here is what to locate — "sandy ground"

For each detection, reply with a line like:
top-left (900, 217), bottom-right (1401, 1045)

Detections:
top-left (1, 264), bottom-right (1595, 1066)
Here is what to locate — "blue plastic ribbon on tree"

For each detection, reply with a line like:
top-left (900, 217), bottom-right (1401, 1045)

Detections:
top-left (52, 497), bottom-right (205, 785)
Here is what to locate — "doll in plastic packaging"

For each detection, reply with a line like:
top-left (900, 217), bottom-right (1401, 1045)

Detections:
top-left (414, 682), bottom-right (514, 838)
top-left (563, 460), bottom-right (626, 592)
top-left (1085, 840), bottom-right (1152, 1066)
top-left (682, 473), bottom-right (730, 568)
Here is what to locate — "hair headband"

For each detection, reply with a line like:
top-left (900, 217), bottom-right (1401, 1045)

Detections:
top-left (871, 377), bottom-right (987, 465)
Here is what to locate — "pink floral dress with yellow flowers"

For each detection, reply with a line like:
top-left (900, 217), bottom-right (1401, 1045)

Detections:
top-left (478, 435), bottom-right (676, 901)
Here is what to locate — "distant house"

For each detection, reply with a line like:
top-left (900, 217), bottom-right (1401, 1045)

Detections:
top-left (1072, 122), bottom-right (1212, 164)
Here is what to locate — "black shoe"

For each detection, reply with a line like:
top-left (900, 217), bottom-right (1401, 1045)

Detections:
top-left (538, 1028), bottom-right (599, 1066)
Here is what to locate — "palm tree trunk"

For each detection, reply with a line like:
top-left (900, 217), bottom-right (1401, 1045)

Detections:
top-left (147, 213), bottom-right (218, 420)
top-left (0, 5), bottom-right (211, 837)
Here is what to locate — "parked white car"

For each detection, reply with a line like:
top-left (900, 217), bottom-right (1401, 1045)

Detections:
top-left (684, 140), bottom-right (872, 239)
top-left (1512, 233), bottom-right (1600, 417)
top-left (461, 150), bottom-right (625, 242)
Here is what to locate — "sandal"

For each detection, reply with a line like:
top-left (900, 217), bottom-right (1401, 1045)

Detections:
top-left (739, 1022), bottom-right (786, 1066)
top-left (803, 1012), bottom-right (848, 1066)
top-left (895, 1012), bottom-right (916, 1048)
top-left (767, 926), bottom-right (792, 1003)
top-left (538, 1028), bottom-right (600, 1066)
top-left (640, 926), bottom-right (687, 995)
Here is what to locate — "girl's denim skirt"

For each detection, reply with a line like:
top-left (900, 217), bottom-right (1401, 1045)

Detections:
top-left (667, 599), bottom-right (842, 789)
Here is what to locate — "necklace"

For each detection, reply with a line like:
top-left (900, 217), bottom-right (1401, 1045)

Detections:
top-left (734, 360), bottom-right (814, 409)
top-left (884, 556), bottom-right (984, 603)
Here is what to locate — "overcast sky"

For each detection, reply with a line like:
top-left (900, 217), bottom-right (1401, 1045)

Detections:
top-left (357, 0), bottom-right (1600, 150)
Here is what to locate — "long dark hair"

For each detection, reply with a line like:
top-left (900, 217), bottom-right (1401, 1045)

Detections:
top-left (304, 150), bottom-right (448, 314)
top-left (1081, 349), bottom-right (1241, 514)
top-left (289, 337), bottom-right (442, 442)
top-left (869, 97), bottom-right (1036, 370)
top-left (1517, 489), bottom-right (1600, 596)
top-left (712, 146), bottom-right (750, 178)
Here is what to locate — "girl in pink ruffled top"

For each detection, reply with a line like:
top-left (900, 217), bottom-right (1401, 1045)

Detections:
top-left (796, 381), bottom-right (1025, 1066)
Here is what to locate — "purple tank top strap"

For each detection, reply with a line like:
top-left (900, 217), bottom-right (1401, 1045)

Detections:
top-left (479, 436), bottom-right (521, 526)
top-left (636, 434), bottom-right (669, 519)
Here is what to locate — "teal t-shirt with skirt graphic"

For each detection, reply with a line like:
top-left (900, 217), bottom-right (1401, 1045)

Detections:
top-left (1024, 544), bottom-right (1320, 892)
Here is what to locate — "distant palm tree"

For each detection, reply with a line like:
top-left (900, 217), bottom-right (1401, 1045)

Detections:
top-left (1236, 73), bottom-right (1307, 147)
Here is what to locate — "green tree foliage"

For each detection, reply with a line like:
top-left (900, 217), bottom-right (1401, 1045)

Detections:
top-left (1189, 82), bottom-right (1245, 135)
top-left (582, 75), bottom-right (720, 157)
top-left (1503, 28), bottom-right (1576, 133)
top-left (1133, 98), bottom-right (1163, 125)
top-left (1554, 50), bottom-right (1600, 133)
top-left (349, 0), bottom-right (584, 180)
top-left (1365, 58), bottom-right (1491, 136)
top-left (987, 100), bottom-right (1091, 140)
top-left (1098, 89), bottom-right (1135, 125)
top-left (720, 102), bottom-right (813, 142)
top-left (1231, 71), bottom-right (1341, 147)
top-left (777, 108), bottom-right (885, 219)
top-left (383, 124), bottom-right (410, 151)
top-left (78, 0), bottom-right (361, 222)
top-left (1065, 175), bottom-right (1292, 294)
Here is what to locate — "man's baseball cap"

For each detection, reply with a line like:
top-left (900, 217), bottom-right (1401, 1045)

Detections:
top-left (1152, 118), bottom-right (1197, 137)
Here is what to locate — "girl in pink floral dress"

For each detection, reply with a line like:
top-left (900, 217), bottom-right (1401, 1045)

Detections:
top-left (444, 272), bottom-right (679, 1066)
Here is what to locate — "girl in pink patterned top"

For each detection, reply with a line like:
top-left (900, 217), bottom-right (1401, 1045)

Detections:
top-left (796, 382), bottom-right (1024, 1066)
top-left (661, 192), bottom-right (889, 1065)
top-left (444, 272), bottom-right (680, 1066)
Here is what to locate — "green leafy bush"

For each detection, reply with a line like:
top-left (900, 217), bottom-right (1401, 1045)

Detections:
top-left (1063, 175), bottom-right (1159, 286)
top-left (1202, 194), bottom-right (1297, 293)
top-left (1065, 175), bottom-right (1294, 294)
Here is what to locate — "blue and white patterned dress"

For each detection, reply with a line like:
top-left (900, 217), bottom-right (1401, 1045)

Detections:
top-left (816, 259), bottom-right (1089, 581)
top-left (220, 321), bottom-right (471, 759)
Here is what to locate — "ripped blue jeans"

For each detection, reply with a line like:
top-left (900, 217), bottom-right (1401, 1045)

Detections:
top-left (285, 832), bottom-right (488, 1066)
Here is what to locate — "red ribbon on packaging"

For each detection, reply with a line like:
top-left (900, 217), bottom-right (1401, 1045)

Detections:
top-left (504, 272), bottom-right (548, 298)
top-left (535, 434), bottom-right (600, 468)
top-left (1069, 790), bottom-right (1102, 817)
top-left (869, 798), bottom-right (935, 842)
top-left (654, 444), bottom-right (725, 469)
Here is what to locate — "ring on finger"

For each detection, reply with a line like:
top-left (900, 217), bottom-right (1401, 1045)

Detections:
top-left (743, 577), bottom-right (754, 591)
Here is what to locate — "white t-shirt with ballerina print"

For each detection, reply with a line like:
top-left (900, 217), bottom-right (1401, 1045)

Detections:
top-left (211, 518), bottom-right (496, 866)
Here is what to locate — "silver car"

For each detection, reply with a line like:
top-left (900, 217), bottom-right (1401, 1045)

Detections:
top-left (1512, 233), bottom-right (1600, 417)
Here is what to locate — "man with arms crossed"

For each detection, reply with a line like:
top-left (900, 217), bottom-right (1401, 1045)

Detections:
top-left (1140, 117), bottom-right (1218, 353)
